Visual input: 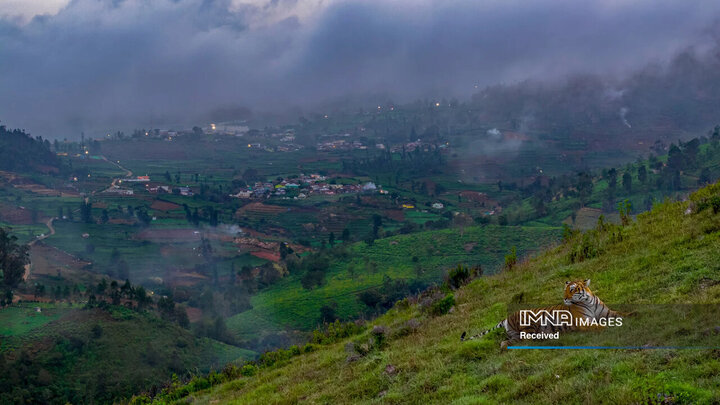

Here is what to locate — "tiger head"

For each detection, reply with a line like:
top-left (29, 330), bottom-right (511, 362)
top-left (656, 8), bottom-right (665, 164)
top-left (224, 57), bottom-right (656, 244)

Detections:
top-left (564, 279), bottom-right (592, 305)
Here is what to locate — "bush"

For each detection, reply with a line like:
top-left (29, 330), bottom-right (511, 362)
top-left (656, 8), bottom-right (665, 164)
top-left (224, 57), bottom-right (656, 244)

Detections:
top-left (371, 325), bottom-right (389, 348)
top-left (240, 364), bottom-right (258, 377)
top-left (568, 233), bottom-right (600, 263)
top-left (446, 264), bottom-right (481, 289)
top-left (310, 320), bottom-right (364, 345)
top-left (429, 294), bottom-right (455, 316)
top-left (504, 247), bottom-right (517, 270)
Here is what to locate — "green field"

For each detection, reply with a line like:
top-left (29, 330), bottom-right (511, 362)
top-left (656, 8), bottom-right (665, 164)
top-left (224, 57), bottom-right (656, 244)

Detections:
top-left (227, 224), bottom-right (562, 340)
top-left (0, 302), bottom-right (76, 341)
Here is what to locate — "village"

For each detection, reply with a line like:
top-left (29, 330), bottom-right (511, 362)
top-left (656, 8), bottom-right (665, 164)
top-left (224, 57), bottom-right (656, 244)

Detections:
top-left (229, 173), bottom-right (385, 200)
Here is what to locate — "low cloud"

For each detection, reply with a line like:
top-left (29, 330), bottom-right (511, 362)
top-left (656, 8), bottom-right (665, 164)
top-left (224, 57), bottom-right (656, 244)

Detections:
top-left (1, 0), bottom-right (720, 137)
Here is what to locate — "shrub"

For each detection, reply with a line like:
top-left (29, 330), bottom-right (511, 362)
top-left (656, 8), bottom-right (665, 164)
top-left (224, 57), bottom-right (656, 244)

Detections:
top-left (240, 364), bottom-right (258, 377)
top-left (310, 320), bottom-right (364, 345)
top-left (446, 264), bottom-right (482, 289)
top-left (371, 325), bottom-right (389, 348)
top-left (568, 233), bottom-right (599, 263)
top-left (302, 343), bottom-right (320, 353)
top-left (392, 318), bottom-right (421, 338)
top-left (430, 294), bottom-right (455, 316)
top-left (504, 247), bottom-right (517, 270)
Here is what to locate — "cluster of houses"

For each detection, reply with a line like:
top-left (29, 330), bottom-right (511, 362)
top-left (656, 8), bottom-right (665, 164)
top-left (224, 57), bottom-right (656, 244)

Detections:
top-left (317, 138), bottom-right (368, 151)
top-left (229, 174), bottom-right (382, 200)
top-left (104, 175), bottom-right (194, 197)
top-left (388, 139), bottom-right (448, 153)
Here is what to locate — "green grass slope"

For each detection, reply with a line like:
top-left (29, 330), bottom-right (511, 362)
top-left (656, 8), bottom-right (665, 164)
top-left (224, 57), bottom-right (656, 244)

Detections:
top-left (163, 182), bottom-right (720, 404)
top-left (227, 225), bottom-right (562, 341)
top-left (0, 304), bottom-right (255, 404)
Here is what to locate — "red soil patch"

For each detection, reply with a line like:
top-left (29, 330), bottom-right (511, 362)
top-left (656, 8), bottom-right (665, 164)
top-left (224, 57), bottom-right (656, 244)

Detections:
top-left (0, 203), bottom-right (40, 225)
top-left (150, 199), bottom-right (181, 211)
top-left (383, 209), bottom-right (405, 222)
top-left (108, 218), bottom-right (135, 225)
top-left (185, 307), bottom-right (203, 323)
top-left (14, 293), bottom-right (54, 303)
top-left (29, 244), bottom-right (92, 276)
top-left (250, 250), bottom-right (280, 262)
top-left (168, 271), bottom-right (208, 287)
top-left (236, 202), bottom-right (288, 216)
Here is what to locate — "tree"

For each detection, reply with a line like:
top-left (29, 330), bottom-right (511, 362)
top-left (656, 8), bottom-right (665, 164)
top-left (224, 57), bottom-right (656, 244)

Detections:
top-left (319, 303), bottom-right (338, 323)
top-left (497, 214), bottom-right (508, 226)
top-left (100, 209), bottom-right (109, 224)
top-left (667, 144), bottom-right (684, 171)
top-left (618, 199), bottom-right (632, 226)
top-left (622, 171), bottom-right (632, 193)
top-left (199, 238), bottom-right (213, 262)
top-left (699, 167), bottom-right (712, 185)
top-left (606, 168), bottom-right (618, 190)
top-left (328, 232), bottom-right (335, 247)
top-left (372, 214), bottom-right (382, 239)
top-left (134, 286), bottom-right (151, 310)
top-left (80, 200), bottom-right (93, 223)
top-left (135, 207), bottom-right (151, 226)
top-left (0, 228), bottom-right (29, 289)
top-left (638, 165), bottom-right (647, 184)
top-left (157, 295), bottom-right (176, 319)
top-left (175, 306), bottom-right (190, 328)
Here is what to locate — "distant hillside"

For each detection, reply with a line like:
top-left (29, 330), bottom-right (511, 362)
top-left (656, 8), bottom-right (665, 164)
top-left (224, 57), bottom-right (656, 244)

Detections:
top-left (0, 125), bottom-right (62, 173)
top-left (471, 47), bottom-right (720, 141)
top-left (148, 182), bottom-right (720, 404)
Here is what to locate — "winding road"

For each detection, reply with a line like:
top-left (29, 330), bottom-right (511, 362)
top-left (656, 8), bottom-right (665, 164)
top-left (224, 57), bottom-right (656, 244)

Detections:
top-left (20, 156), bottom-right (130, 282)
top-left (101, 155), bottom-right (133, 190)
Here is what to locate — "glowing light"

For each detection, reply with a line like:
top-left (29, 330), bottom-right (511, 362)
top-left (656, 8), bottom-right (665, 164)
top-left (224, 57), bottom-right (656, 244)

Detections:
top-left (435, 102), bottom-right (440, 107)
top-left (210, 123), bottom-right (216, 131)
top-left (248, 144), bottom-right (252, 148)
top-left (377, 106), bottom-right (381, 110)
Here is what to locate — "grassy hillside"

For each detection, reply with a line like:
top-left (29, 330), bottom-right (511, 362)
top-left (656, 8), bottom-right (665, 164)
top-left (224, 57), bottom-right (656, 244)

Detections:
top-left (150, 182), bottom-right (720, 404)
top-left (0, 303), bottom-right (255, 404)
top-left (227, 225), bottom-right (562, 341)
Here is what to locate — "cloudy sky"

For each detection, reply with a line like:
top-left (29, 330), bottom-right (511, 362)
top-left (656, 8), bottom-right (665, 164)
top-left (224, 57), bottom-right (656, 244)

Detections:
top-left (1, 0), bottom-right (720, 137)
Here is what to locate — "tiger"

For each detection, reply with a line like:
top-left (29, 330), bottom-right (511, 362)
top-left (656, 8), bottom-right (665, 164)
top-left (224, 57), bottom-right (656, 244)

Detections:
top-left (460, 279), bottom-right (621, 349)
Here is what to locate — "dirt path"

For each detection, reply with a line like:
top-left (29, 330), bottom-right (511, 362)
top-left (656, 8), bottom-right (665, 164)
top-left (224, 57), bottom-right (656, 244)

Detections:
top-left (23, 217), bottom-right (56, 281)
top-left (101, 155), bottom-right (133, 187)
